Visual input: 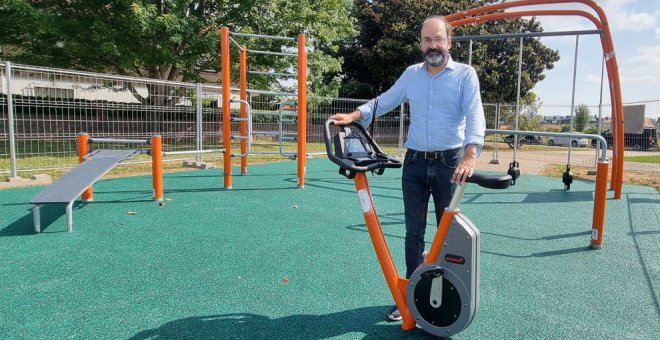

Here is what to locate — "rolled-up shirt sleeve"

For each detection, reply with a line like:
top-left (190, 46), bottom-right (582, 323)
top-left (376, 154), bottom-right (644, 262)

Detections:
top-left (461, 67), bottom-right (486, 155)
top-left (357, 68), bottom-right (410, 127)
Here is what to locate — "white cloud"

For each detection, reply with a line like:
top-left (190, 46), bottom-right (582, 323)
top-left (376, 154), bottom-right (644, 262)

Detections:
top-left (618, 44), bottom-right (660, 85)
top-left (503, 0), bottom-right (658, 33)
top-left (656, 28), bottom-right (660, 39)
top-left (602, 0), bottom-right (660, 32)
top-left (586, 73), bottom-right (604, 83)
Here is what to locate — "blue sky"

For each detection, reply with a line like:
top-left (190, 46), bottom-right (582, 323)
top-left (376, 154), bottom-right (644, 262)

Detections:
top-left (512, 0), bottom-right (659, 109)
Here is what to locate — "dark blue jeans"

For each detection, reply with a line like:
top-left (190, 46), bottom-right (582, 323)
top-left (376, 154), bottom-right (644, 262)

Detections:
top-left (402, 149), bottom-right (462, 278)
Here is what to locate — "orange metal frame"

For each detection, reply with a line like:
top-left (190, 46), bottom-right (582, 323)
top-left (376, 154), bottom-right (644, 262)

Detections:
top-left (355, 172), bottom-right (474, 331)
top-left (219, 27), bottom-right (308, 189)
top-left (354, 173), bottom-right (415, 330)
top-left (445, 0), bottom-right (623, 248)
top-left (75, 133), bottom-right (163, 202)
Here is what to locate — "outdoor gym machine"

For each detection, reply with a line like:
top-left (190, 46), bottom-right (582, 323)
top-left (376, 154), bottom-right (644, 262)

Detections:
top-left (220, 27), bottom-right (307, 189)
top-left (323, 120), bottom-right (512, 337)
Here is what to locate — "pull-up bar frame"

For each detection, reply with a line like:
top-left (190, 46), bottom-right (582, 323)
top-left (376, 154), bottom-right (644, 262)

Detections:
top-left (220, 27), bottom-right (307, 189)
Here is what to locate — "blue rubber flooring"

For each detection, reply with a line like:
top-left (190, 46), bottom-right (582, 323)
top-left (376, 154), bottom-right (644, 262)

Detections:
top-left (0, 158), bottom-right (658, 339)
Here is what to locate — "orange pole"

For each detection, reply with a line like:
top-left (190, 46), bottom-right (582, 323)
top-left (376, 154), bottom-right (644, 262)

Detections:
top-left (297, 33), bottom-right (307, 188)
top-left (450, 10), bottom-right (601, 28)
top-left (77, 133), bottom-right (93, 201)
top-left (590, 161), bottom-right (609, 249)
top-left (151, 135), bottom-right (163, 201)
top-left (239, 46), bottom-right (248, 175)
top-left (354, 173), bottom-right (415, 331)
top-left (423, 210), bottom-right (459, 265)
top-left (446, 0), bottom-right (625, 198)
top-left (220, 27), bottom-right (232, 189)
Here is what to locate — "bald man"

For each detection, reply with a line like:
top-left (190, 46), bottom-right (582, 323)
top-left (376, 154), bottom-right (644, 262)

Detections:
top-left (330, 15), bottom-right (486, 322)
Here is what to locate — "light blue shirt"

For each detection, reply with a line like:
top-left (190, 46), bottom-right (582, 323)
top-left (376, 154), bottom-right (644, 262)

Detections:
top-left (357, 58), bottom-right (486, 153)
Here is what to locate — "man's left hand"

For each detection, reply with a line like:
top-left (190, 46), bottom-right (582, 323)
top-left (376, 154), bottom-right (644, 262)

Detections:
top-left (452, 144), bottom-right (478, 183)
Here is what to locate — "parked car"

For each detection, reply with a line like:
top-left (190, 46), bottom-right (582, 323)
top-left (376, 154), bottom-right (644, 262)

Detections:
top-left (591, 128), bottom-right (657, 150)
top-left (503, 134), bottom-right (543, 146)
top-left (547, 133), bottom-right (589, 147)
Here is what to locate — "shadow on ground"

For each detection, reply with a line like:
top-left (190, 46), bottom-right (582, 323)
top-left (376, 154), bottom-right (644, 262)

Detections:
top-left (129, 307), bottom-right (438, 340)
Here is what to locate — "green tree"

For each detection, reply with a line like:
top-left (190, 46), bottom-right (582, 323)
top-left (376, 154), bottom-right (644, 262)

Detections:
top-left (0, 0), bottom-right (355, 101)
top-left (334, 0), bottom-right (560, 102)
top-left (574, 104), bottom-right (591, 132)
top-left (498, 93), bottom-right (544, 131)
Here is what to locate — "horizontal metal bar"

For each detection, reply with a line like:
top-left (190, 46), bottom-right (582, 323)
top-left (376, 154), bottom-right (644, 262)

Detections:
top-left (486, 129), bottom-right (607, 161)
top-left (251, 110), bottom-right (282, 116)
top-left (250, 131), bottom-right (282, 135)
top-left (453, 29), bottom-right (603, 41)
top-left (229, 31), bottom-right (296, 42)
top-left (162, 149), bottom-right (224, 156)
top-left (2, 62), bottom-right (198, 87)
top-left (88, 138), bottom-right (150, 144)
top-left (246, 49), bottom-right (297, 57)
top-left (246, 89), bottom-right (298, 97)
top-left (247, 70), bottom-right (297, 77)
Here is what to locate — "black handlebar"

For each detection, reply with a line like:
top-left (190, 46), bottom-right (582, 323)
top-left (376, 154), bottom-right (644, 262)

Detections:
top-left (324, 120), bottom-right (402, 178)
top-left (323, 119), bottom-right (512, 188)
top-left (466, 173), bottom-right (512, 190)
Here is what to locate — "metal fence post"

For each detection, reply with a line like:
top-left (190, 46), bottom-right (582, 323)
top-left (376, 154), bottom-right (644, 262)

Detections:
top-left (195, 82), bottom-right (203, 163)
top-left (489, 103), bottom-right (500, 164)
top-left (6, 61), bottom-right (18, 178)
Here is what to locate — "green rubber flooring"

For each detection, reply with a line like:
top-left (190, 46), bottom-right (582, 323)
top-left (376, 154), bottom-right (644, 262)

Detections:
top-left (1, 158), bottom-right (658, 339)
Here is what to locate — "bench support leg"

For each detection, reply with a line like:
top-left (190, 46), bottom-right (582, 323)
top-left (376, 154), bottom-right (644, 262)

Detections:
top-left (33, 205), bottom-right (41, 233)
top-left (66, 202), bottom-right (73, 232)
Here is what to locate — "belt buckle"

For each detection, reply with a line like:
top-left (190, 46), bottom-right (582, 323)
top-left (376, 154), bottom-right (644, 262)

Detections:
top-left (424, 151), bottom-right (436, 160)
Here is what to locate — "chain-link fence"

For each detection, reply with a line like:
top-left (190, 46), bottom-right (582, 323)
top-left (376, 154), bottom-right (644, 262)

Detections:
top-left (1, 62), bottom-right (658, 179)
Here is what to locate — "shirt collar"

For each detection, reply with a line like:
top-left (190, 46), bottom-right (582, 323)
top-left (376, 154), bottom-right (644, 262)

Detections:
top-left (423, 56), bottom-right (456, 74)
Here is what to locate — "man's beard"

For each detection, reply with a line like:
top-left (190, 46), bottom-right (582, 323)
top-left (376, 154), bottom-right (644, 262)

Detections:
top-left (425, 48), bottom-right (449, 67)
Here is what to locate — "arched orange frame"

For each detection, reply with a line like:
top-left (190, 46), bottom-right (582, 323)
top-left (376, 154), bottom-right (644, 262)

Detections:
top-left (446, 0), bottom-right (624, 199)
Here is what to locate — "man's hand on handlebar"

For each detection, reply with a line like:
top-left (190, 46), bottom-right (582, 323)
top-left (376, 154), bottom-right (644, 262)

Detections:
top-left (452, 144), bottom-right (478, 184)
top-left (329, 110), bottom-right (361, 126)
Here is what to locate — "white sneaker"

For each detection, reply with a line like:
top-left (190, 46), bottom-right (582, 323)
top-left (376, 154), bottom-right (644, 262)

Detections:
top-left (387, 305), bottom-right (402, 321)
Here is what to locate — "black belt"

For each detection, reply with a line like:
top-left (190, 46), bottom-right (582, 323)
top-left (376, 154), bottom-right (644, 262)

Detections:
top-left (409, 148), bottom-right (462, 160)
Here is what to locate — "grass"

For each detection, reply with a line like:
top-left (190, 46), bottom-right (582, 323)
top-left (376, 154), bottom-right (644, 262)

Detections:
top-left (0, 141), bottom-right (400, 183)
top-left (542, 164), bottom-right (660, 192)
top-left (2, 141), bottom-right (657, 192)
top-left (624, 154), bottom-right (660, 163)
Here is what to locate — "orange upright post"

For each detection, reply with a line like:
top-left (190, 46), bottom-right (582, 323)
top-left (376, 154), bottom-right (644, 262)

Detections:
top-left (423, 210), bottom-right (459, 265)
top-left (239, 46), bottom-right (248, 175)
top-left (297, 33), bottom-right (307, 188)
top-left (590, 161), bottom-right (609, 248)
top-left (151, 135), bottom-right (163, 201)
top-left (354, 173), bottom-right (415, 331)
top-left (220, 27), bottom-right (232, 189)
top-left (77, 132), bottom-right (93, 201)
